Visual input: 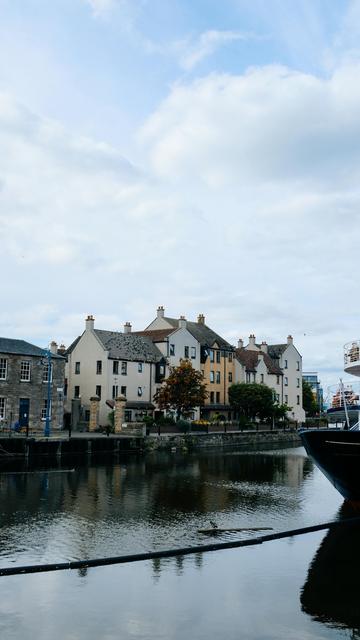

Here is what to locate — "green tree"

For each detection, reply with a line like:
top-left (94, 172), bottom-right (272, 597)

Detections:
top-left (153, 360), bottom-right (208, 420)
top-left (228, 383), bottom-right (275, 421)
top-left (302, 379), bottom-right (318, 416)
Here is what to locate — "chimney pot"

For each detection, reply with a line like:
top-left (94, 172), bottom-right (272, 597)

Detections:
top-left (260, 341), bottom-right (268, 354)
top-left (85, 315), bottom-right (95, 331)
top-left (157, 306), bottom-right (165, 318)
top-left (124, 322), bottom-right (132, 334)
top-left (197, 314), bottom-right (205, 325)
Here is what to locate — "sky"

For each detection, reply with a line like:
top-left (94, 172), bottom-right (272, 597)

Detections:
top-left (1, 0), bottom-right (360, 396)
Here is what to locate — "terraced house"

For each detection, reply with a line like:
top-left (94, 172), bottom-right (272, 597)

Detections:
top-left (144, 307), bottom-right (236, 419)
top-left (65, 316), bottom-right (165, 426)
top-left (0, 338), bottom-right (65, 432)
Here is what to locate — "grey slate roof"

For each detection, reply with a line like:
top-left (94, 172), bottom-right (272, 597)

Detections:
top-left (94, 330), bottom-right (163, 362)
top-left (0, 337), bottom-right (64, 358)
top-left (161, 317), bottom-right (233, 350)
top-left (267, 344), bottom-right (288, 359)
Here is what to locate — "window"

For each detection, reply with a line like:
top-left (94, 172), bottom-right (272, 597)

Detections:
top-left (285, 394), bottom-right (288, 404)
top-left (124, 410), bottom-right (132, 422)
top-left (260, 373), bottom-right (264, 383)
top-left (41, 399), bottom-right (50, 420)
top-left (209, 350), bottom-right (214, 362)
top-left (216, 371), bottom-right (221, 384)
top-left (96, 385), bottom-right (101, 399)
top-left (137, 386), bottom-right (143, 397)
top-left (246, 372), bottom-right (251, 383)
top-left (42, 363), bottom-right (51, 383)
top-left (20, 361), bottom-right (31, 381)
top-left (0, 358), bottom-right (7, 380)
top-left (276, 394), bottom-right (280, 402)
top-left (138, 362), bottom-right (143, 373)
top-left (112, 385), bottom-right (118, 399)
top-left (85, 410), bottom-right (90, 422)
top-left (184, 346), bottom-right (189, 358)
top-left (276, 375), bottom-right (280, 385)
top-left (228, 352), bottom-right (233, 362)
top-left (284, 359), bottom-right (288, 369)
top-left (284, 377), bottom-right (288, 386)
top-left (96, 360), bottom-right (102, 375)
top-left (252, 373), bottom-right (256, 382)
top-left (121, 385), bottom-right (127, 397)
top-left (297, 395), bottom-right (300, 405)
top-left (0, 397), bottom-right (6, 419)
top-left (191, 346), bottom-right (196, 359)
top-left (210, 391), bottom-right (214, 403)
top-left (169, 344), bottom-right (175, 356)
top-left (296, 361), bottom-right (300, 371)
top-left (74, 386), bottom-right (80, 398)
top-left (121, 361), bottom-right (127, 375)
top-left (216, 351), bottom-right (221, 363)
top-left (210, 371), bottom-right (215, 383)
top-left (297, 378), bottom-right (300, 388)
top-left (159, 365), bottom-right (165, 376)
top-left (216, 391), bottom-right (220, 403)
top-left (113, 361), bottom-right (119, 375)
top-left (75, 362), bottom-right (80, 374)
top-left (228, 372), bottom-right (233, 383)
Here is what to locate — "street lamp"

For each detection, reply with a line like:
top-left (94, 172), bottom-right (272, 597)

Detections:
top-left (41, 349), bottom-right (52, 437)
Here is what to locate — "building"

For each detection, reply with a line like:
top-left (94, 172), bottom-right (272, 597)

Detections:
top-left (65, 316), bottom-right (165, 425)
top-left (303, 372), bottom-right (324, 412)
top-left (237, 334), bottom-right (305, 423)
top-left (0, 337), bottom-right (65, 431)
top-left (144, 307), bottom-right (236, 419)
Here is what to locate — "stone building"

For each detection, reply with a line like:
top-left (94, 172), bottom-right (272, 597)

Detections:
top-left (0, 338), bottom-right (65, 432)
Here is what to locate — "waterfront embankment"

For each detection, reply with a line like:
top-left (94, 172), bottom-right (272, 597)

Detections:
top-left (0, 429), bottom-right (301, 461)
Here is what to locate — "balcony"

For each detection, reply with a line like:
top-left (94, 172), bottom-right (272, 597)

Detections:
top-left (344, 340), bottom-right (360, 376)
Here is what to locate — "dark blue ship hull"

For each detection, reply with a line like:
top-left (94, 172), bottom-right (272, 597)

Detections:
top-left (300, 429), bottom-right (360, 501)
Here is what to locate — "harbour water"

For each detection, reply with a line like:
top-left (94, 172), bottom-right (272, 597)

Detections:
top-left (0, 444), bottom-right (358, 639)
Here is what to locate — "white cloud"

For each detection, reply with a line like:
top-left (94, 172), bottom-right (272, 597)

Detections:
top-left (176, 30), bottom-right (251, 71)
top-left (85, 0), bottom-right (118, 17)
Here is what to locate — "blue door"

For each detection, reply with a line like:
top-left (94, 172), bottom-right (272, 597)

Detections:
top-left (19, 398), bottom-right (30, 428)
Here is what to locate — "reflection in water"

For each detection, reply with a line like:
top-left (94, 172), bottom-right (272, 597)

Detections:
top-left (0, 447), bottom-right (313, 570)
top-left (301, 502), bottom-right (360, 635)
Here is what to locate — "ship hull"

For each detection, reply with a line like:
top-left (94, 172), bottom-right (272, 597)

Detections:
top-left (300, 429), bottom-right (360, 501)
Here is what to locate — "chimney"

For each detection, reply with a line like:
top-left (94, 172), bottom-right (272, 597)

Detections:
top-left (85, 315), bottom-right (95, 331)
top-left (248, 334), bottom-right (256, 349)
top-left (287, 335), bottom-right (293, 345)
top-left (238, 338), bottom-right (244, 349)
top-left (197, 314), bottom-right (205, 325)
top-left (260, 341), bottom-right (268, 354)
top-left (124, 322), bottom-right (132, 334)
top-left (50, 341), bottom-right (58, 355)
top-left (178, 315), bottom-right (187, 329)
top-left (157, 306), bottom-right (165, 318)
top-left (58, 344), bottom-right (66, 355)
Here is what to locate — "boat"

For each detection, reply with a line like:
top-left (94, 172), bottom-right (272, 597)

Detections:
top-left (300, 340), bottom-right (360, 502)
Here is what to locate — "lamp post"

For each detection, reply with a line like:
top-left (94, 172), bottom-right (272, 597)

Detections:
top-left (42, 349), bottom-right (52, 437)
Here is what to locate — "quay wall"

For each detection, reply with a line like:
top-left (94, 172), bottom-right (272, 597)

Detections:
top-left (144, 430), bottom-right (301, 452)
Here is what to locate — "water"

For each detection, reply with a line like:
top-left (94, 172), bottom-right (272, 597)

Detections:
top-left (0, 445), bottom-right (358, 639)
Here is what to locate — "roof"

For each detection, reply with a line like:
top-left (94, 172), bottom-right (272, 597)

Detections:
top-left (235, 348), bottom-right (283, 375)
top-left (94, 330), bottom-right (163, 363)
top-left (0, 337), bottom-right (64, 359)
top-left (155, 317), bottom-right (233, 350)
top-left (267, 344), bottom-right (288, 359)
top-left (132, 328), bottom-right (175, 342)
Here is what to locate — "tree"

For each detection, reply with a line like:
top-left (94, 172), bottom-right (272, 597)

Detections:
top-left (153, 360), bottom-right (208, 420)
top-left (228, 383), bottom-right (275, 421)
top-left (302, 379), bottom-right (318, 416)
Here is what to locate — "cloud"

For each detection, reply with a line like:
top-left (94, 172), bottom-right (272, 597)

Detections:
top-left (85, 0), bottom-right (118, 17)
top-left (176, 30), bottom-right (252, 71)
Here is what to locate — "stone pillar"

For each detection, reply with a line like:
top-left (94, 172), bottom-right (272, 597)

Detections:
top-left (89, 396), bottom-right (100, 432)
top-left (114, 395), bottom-right (126, 433)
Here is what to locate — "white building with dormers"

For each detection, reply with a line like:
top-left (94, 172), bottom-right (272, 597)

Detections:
top-left (235, 334), bottom-right (305, 424)
top-left (65, 315), bottom-right (166, 426)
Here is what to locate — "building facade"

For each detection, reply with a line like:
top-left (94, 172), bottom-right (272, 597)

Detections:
top-left (0, 338), bottom-right (65, 431)
top-left (65, 316), bottom-right (165, 425)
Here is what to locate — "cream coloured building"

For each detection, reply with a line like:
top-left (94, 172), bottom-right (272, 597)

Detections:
top-left (65, 316), bottom-right (165, 426)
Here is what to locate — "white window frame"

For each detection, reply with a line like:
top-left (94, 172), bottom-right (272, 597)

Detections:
top-left (169, 344), bottom-right (175, 356)
top-left (191, 347), bottom-right (196, 359)
top-left (20, 361), bottom-right (31, 382)
top-left (184, 346), bottom-right (189, 358)
top-left (284, 377), bottom-right (288, 386)
top-left (0, 397), bottom-right (6, 419)
top-left (41, 399), bottom-right (51, 420)
top-left (0, 358), bottom-right (7, 380)
top-left (75, 362), bottom-right (80, 374)
top-left (121, 361), bottom-right (127, 375)
top-left (43, 363), bottom-right (52, 383)
top-left (112, 385), bottom-right (118, 399)
top-left (96, 360), bottom-right (102, 375)
top-left (137, 386), bottom-right (143, 397)
top-left (210, 371), bottom-right (215, 383)
top-left (216, 371), bottom-right (221, 384)
top-left (138, 362), bottom-right (143, 373)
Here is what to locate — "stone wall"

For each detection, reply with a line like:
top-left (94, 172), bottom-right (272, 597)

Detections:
top-left (144, 430), bottom-right (301, 452)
